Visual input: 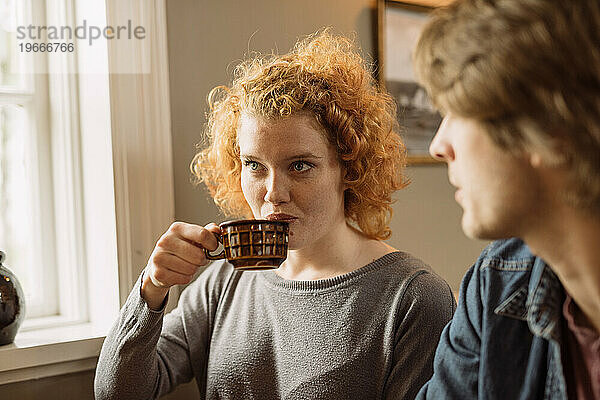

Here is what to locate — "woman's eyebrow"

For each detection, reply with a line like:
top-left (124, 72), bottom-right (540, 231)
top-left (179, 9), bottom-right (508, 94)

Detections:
top-left (284, 153), bottom-right (324, 161)
top-left (239, 154), bottom-right (261, 160)
top-left (240, 153), bottom-right (324, 161)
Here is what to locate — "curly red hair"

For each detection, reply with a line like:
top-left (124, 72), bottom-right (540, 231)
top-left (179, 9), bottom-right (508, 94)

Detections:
top-left (191, 30), bottom-right (408, 240)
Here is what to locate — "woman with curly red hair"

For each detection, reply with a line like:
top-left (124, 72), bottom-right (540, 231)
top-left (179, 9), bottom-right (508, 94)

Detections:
top-left (95, 31), bottom-right (454, 400)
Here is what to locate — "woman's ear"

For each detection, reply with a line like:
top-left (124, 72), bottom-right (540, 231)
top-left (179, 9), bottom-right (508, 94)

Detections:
top-left (342, 176), bottom-right (350, 190)
top-left (341, 171), bottom-right (351, 191)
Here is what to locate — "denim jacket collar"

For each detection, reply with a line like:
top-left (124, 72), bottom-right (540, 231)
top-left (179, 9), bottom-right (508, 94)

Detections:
top-left (495, 257), bottom-right (564, 342)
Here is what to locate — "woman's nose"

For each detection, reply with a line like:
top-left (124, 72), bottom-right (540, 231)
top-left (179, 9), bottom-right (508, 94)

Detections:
top-left (263, 172), bottom-right (290, 204)
top-left (429, 117), bottom-right (455, 162)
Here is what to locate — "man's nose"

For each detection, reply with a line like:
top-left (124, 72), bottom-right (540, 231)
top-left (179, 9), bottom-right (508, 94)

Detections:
top-left (264, 171), bottom-right (291, 204)
top-left (429, 117), bottom-right (454, 162)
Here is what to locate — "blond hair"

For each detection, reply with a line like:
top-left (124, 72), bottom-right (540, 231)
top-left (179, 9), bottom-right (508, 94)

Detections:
top-left (415, 0), bottom-right (600, 212)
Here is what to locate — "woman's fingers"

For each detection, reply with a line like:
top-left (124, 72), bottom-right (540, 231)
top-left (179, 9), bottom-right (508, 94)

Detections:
top-left (141, 221), bottom-right (220, 308)
top-left (166, 221), bottom-right (220, 251)
top-left (156, 232), bottom-right (208, 266)
top-left (147, 221), bottom-right (223, 290)
top-left (148, 251), bottom-right (199, 287)
top-left (153, 251), bottom-right (199, 275)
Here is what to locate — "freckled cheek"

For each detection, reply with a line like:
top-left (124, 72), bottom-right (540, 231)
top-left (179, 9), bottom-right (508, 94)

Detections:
top-left (297, 179), bottom-right (343, 218)
top-left (240, 174), bottom-right (264, 212)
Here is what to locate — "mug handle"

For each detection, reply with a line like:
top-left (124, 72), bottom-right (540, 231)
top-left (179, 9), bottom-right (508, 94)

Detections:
top-left (203, 231), bottom-right (225, 260)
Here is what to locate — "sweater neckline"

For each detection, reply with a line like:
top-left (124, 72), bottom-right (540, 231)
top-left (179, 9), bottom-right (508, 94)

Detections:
top-left (258, 251), bottom-right (404, 292)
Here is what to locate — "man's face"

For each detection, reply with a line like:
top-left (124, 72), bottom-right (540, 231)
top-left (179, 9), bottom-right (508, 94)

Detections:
top-left (429, 114), bottom-right (543, 240)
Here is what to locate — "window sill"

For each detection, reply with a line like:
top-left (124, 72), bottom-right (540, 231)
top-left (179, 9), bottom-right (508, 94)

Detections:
top-left (0, 323), bottom-right (106, 385)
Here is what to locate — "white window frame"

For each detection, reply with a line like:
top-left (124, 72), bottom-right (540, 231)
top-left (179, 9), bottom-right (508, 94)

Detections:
top-left (0, 0), bottom-right (174, 385)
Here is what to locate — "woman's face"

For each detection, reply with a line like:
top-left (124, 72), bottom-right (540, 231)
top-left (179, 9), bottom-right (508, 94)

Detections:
top-left (238, 113), bottom-right (347, 250)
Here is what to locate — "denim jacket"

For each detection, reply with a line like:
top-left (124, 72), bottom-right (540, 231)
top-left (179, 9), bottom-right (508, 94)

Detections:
top-left (417, 238), bottom-right (568, 399)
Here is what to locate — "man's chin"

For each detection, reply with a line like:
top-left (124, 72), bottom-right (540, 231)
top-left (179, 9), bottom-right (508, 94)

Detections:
top-left (461, 217), bottom-right (504, 241)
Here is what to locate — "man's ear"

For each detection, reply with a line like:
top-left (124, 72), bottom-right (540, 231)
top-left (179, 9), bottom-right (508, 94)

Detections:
top-left (528, 151), bottom-right (568, 169)
top-left (529, 152), bottom-right (545, 168)
top-left (527, 140), bottom-right (570, 169)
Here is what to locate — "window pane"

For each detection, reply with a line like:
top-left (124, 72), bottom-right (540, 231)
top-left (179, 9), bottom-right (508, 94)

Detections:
top-left (0, 0), bottom-right (20, 87)
top-left (0, 104), bottom-right (53, 317)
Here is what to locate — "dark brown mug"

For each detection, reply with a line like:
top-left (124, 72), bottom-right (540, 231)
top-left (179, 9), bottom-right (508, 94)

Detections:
top-left (203, 219), bottom-right (289, 270)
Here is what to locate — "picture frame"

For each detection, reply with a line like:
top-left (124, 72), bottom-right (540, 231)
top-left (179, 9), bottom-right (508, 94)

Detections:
top-left (377, 0), bottom-right (453, 164)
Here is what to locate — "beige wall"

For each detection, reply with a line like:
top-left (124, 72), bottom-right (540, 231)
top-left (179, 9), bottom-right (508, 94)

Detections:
top-left (390, 165), bottom-right (487, 290)
top-left (1, 0), bottom-right (486, 398)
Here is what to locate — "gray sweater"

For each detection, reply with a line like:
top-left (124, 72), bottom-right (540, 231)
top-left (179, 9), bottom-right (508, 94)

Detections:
top-left (94, 251), bottom-right (455, 400)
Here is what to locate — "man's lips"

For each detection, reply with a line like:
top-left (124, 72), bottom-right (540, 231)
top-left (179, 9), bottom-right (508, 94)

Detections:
top-left (449, 177), bottom-right (462, 203)
top-left (454, 188), bottom-right (463, 203)
top-left (264, 213), bottom-right (298, 222)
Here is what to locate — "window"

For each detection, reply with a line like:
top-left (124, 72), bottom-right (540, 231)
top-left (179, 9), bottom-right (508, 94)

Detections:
top-left (0, 0), bottom-right (87, 327)
top-left (1, 0), bottom-right (58, 320)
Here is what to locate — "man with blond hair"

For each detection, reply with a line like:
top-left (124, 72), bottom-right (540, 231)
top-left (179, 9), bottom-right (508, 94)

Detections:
top-left (413, 0), bottom-right (600, 398)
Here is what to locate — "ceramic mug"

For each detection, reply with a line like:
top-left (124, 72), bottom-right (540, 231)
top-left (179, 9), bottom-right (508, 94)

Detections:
top-left (203, 219), bottom-right (289, 270)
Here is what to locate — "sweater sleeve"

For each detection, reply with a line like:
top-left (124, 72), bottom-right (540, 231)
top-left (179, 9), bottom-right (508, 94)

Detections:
top-left (94, 262), bottom-right (233, 400)
top-left (384, 270), bottom-right (456, 400)
top-left (415, 261), bottom-right (484, 399)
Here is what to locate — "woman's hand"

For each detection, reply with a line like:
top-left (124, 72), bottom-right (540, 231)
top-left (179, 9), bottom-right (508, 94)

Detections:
top-left (141, 222), bottom-right (221, 310)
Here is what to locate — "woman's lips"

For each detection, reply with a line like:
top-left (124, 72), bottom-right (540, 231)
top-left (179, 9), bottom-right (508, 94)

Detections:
top-left (265, 213), bottom-right (298, 222)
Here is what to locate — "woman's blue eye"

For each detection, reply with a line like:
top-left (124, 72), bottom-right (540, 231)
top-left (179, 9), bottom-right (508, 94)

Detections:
top-left (292, 161), bottom-right (311, 172)
top-left (243, 160), bottom-right (260, 171)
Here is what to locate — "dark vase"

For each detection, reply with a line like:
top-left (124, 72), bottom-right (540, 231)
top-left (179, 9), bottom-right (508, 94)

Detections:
top-left (0, 251), bottom-right (26, 345)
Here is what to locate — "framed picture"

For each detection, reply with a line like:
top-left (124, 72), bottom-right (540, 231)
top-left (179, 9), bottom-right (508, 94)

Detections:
top-left (377, 0), bottom-right (453, 164)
